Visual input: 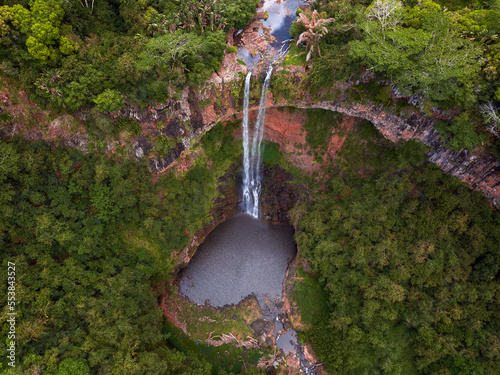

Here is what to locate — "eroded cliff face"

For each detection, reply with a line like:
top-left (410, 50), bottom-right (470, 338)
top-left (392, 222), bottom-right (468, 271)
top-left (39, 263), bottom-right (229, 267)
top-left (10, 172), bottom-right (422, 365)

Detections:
top-left (150, 71), bottom-right (500, 207)
top-left (160, 68), bottom-right (500, 208)
top-left (232, 107), bottom-right (316, 171)
top-left (1, 64), bottom-right (499, 207)
top-left (287, 100), bottom-right (500, 207)
top-left (260, 163), bottom-right (301, 224)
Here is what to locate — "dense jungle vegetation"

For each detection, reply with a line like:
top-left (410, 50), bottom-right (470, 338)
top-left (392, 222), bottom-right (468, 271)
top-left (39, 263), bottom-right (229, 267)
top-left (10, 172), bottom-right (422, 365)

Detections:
top-left (297, 166), bottom-right (500, 374)
top-left (0, 0), bottom-right (258, 110)
top-left (0, 120), bottom-right (243, 374)
top-left (293, 118), bottom-right (500, 375)
top-left (0, 0), bottom-right (499, 374)
top-left (289, 0), bottom-right (500, 153)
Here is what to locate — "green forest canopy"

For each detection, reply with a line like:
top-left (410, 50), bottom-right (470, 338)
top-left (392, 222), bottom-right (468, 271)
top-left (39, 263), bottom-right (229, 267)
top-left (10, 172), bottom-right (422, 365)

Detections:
top-left (296, 164), bottom-right (500, 374)
top-left (0, 120), bottom-right (241, 374)
top-left (0, 0), bottom-right (499, 374)
top-left (0, 0), bottom-right (258, 110)
top-left (291, 116), bottom-right (500, 375)
top-left (295, 0), bottom-right (500, 153)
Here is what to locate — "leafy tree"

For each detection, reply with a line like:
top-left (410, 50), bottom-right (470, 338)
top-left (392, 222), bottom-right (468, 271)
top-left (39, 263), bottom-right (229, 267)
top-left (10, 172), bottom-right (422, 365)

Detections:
top-left (218, 0), bottom-right (259, 30)
top-left (59, 35), bottom-right (78, 55)
top-left (0, 5), bottom-right (13, 36)
top-left (57, 358), bottom-right (91, 375)
top-left (10, 0), bottom-right (78, 63)
top-left (365, 0), bottom-right (403, 31)
top-left (436, 113), bottom-right (484, 150)
top-left (93, 89), bottom-right (124, 112)
top-left (137, 31), bottom-right (202, 72)
top-left (137, 29), bottom-right (226, 86)
top-left (405, 6), bottom-right (481, 105)
top-left (349, 0), bottom-right (482, 107)
top-left (118, 0), bottom-right (153, 31)
top-left (349, 25), bottom-right (431, 71)
top-left (11, 4), bottom-right (32, 34)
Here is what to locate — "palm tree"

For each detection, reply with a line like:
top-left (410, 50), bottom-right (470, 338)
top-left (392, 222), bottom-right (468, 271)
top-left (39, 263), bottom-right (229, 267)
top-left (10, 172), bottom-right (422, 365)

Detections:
top-left (175, 0), bottom-right (225, 32)
top-left (296, 10), bottom-right (334, 61)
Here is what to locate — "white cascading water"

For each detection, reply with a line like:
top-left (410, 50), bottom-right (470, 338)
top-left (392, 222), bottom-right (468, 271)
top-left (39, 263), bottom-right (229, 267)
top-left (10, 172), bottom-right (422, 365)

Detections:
top-left (242, 65), bottom-right (273, 218)
top-left (242, 71), bottom-right (252, 215)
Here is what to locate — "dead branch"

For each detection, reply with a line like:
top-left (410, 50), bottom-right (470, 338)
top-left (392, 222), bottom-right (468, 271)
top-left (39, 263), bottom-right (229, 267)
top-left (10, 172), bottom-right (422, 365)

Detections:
top-left (205, 331), bottom-right (259, 349)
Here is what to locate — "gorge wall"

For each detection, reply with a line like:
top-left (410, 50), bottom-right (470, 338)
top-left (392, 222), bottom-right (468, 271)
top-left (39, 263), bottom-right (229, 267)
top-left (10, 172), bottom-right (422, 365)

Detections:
top-left (135, 67), bottom-right (500, 208)
top-left (288, 99), bottom-right (500, 208)
top-left (1, 66), bottom-right (499, 208)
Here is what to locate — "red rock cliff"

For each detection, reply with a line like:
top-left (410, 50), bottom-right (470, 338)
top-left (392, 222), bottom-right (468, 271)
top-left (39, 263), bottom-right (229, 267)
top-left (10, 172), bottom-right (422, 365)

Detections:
top-left (1, 66), bottom-right (499, 207)
top-left (144, 68), bottom-right (500, 208)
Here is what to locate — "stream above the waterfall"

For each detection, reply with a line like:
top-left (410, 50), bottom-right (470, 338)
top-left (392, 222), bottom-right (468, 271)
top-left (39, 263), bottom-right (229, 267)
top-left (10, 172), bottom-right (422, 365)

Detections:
top-left (236, 0), bottom-right (306, 68)
top-left (178, 213), bottom-right (296, 308)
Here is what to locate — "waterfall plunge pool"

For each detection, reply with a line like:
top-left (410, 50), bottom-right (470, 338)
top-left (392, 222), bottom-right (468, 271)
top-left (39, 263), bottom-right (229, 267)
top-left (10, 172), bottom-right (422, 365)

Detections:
top-left (178, 213), bottom-right (297, 309)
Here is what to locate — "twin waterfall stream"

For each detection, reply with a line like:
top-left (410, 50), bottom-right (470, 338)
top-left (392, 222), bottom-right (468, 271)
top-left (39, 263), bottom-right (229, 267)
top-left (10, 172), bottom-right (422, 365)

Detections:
top-left (179, 65), bottom-right (316, 374)
top-left (241, 67), bottom-right (312, 372)
top-left (242, 66), bottom-right (273, 218)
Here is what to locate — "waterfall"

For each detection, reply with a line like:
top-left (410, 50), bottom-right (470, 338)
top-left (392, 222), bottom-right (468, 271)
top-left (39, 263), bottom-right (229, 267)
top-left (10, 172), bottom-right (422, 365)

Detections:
top-left (242, 66), bottom-right (273, 218)
top-left (242, 71), bottom-right (252, 215)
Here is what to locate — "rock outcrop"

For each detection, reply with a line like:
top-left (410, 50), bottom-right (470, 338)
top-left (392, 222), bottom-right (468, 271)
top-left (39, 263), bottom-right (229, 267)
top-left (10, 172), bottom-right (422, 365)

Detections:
top-left (260, 164), bottom-right (301, 224)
